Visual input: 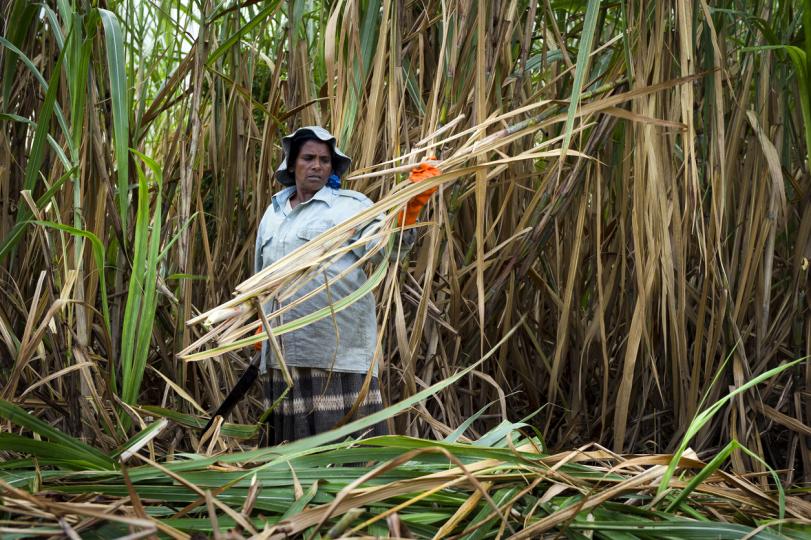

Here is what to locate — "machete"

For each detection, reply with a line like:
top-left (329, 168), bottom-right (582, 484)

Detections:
top-left (201, 350), bottom-right (262, 435)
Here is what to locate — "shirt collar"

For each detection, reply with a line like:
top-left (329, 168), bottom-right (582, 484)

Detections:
top-left (272, 185), bottom-right (336, 212)
top-left (311, 186), bottom-right (337, 207)
top-left (271, 186), bottom-right (296, 212)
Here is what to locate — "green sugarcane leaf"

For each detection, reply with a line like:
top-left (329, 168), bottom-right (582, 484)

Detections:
top-left (280, 479), bottom-right (320, 521)
top-left (158, 212), bottom-right (198, 262)
top-left (0, 399), bottom-right (114, 470)
top-left (462, 487), bottom-right (521, 540)
top-left (561, 0), bottom-right (602, 158)
top-left (139, 406), bottom-right (260, 439)
top-left (0, 433), bottom-right (109, 471)
top-left (207, 0), bottom-right (283, 65)
top-left (112, 418), bottom-right (169, 461)
top-left (737, 443), bottom-right (787, 528)
top-left (443, 402), bottom-right (490, 443)
top-left (0, 44), bottom-right (66, 262)
top-left (99, 9), bottom-right (130, 235)
top-left (123, 151), bottom-right (163, 407)
top-left (569, 520), bottom-right (786, 540)
top-left (1, 0), bottom-right (38, 106)
top-left (165, 273), bottom-right (208, 281)
top-left (29, 220), bottom-right (111, 338)
top-left (0, 113), bottom-right (72, 169)
top-left (40, 5), bottom-right (65, 50)
top-left (657, 357), bottom-right (807, 497)
top-left (118, 159), bottom-right (150, 400)
top-left (0, 37), bottom-right (72, 147)
top-left (359, 435), bottom-right (555, 468)
top-left (665, 440), bottom-right (738, 512)
top-left (118, 152), bottom-right (164, 412)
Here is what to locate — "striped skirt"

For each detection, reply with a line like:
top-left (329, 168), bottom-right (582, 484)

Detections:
top-left (262, 366), bottom-right (388, 445)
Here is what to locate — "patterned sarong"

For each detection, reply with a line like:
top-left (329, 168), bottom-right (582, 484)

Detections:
top-left (262, 366), bottom-right (388, 445)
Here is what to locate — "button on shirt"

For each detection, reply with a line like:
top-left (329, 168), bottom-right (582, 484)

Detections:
top-left (255, 185), bottom-right (386, 375)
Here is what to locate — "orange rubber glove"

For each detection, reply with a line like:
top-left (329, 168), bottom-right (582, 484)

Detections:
top-left (398, 161), bottom-right (441, 226)
top-left (254, 326), bottom-right (264, 351)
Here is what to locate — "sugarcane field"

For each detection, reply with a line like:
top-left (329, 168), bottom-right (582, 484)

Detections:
top-left (3, 0), bottom-right (811, 538)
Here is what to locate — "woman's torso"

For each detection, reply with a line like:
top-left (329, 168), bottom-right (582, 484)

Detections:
top-left (255, 186), bottom-right (380, 374)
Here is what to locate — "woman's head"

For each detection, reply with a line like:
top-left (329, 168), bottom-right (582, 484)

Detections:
top-left (289, 139), bottom-right (332, 195)
top-left (287, 136), bottom-right (335, 173)
top-left (275, 126), bottom-right (351, 187)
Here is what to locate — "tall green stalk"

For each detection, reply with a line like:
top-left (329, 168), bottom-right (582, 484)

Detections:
top-left (118, 151), bottom-right (162, 410)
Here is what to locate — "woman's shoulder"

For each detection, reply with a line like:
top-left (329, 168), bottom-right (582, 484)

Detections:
top-left (335, 188), bottom-right (374, 207)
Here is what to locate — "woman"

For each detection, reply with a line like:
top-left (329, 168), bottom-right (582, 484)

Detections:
top-left (255, 126), bottom-right (438, 443)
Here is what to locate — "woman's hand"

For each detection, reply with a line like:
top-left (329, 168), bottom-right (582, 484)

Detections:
top-left (398, 161), bottom-right (442, 226)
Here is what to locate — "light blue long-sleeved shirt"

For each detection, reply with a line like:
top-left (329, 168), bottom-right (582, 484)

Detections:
top-left (255, 185), bottom-right (390, 375)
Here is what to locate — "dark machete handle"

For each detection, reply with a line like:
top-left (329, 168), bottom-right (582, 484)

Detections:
top-left (201, 352), bottom-right (261, 435)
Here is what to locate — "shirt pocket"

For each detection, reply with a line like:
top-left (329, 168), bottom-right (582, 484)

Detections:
top-left (283, 224), bottom-right (334, 268)
top-left (298, 223), bottom-right (356, 278)
top-left (259, 229), bottom-right (276, 269)
top-left (296, 225), bottom-right (331, 242)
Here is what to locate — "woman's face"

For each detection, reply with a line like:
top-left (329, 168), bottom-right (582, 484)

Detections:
top-left (293, 140), bottom-right (332, 194)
